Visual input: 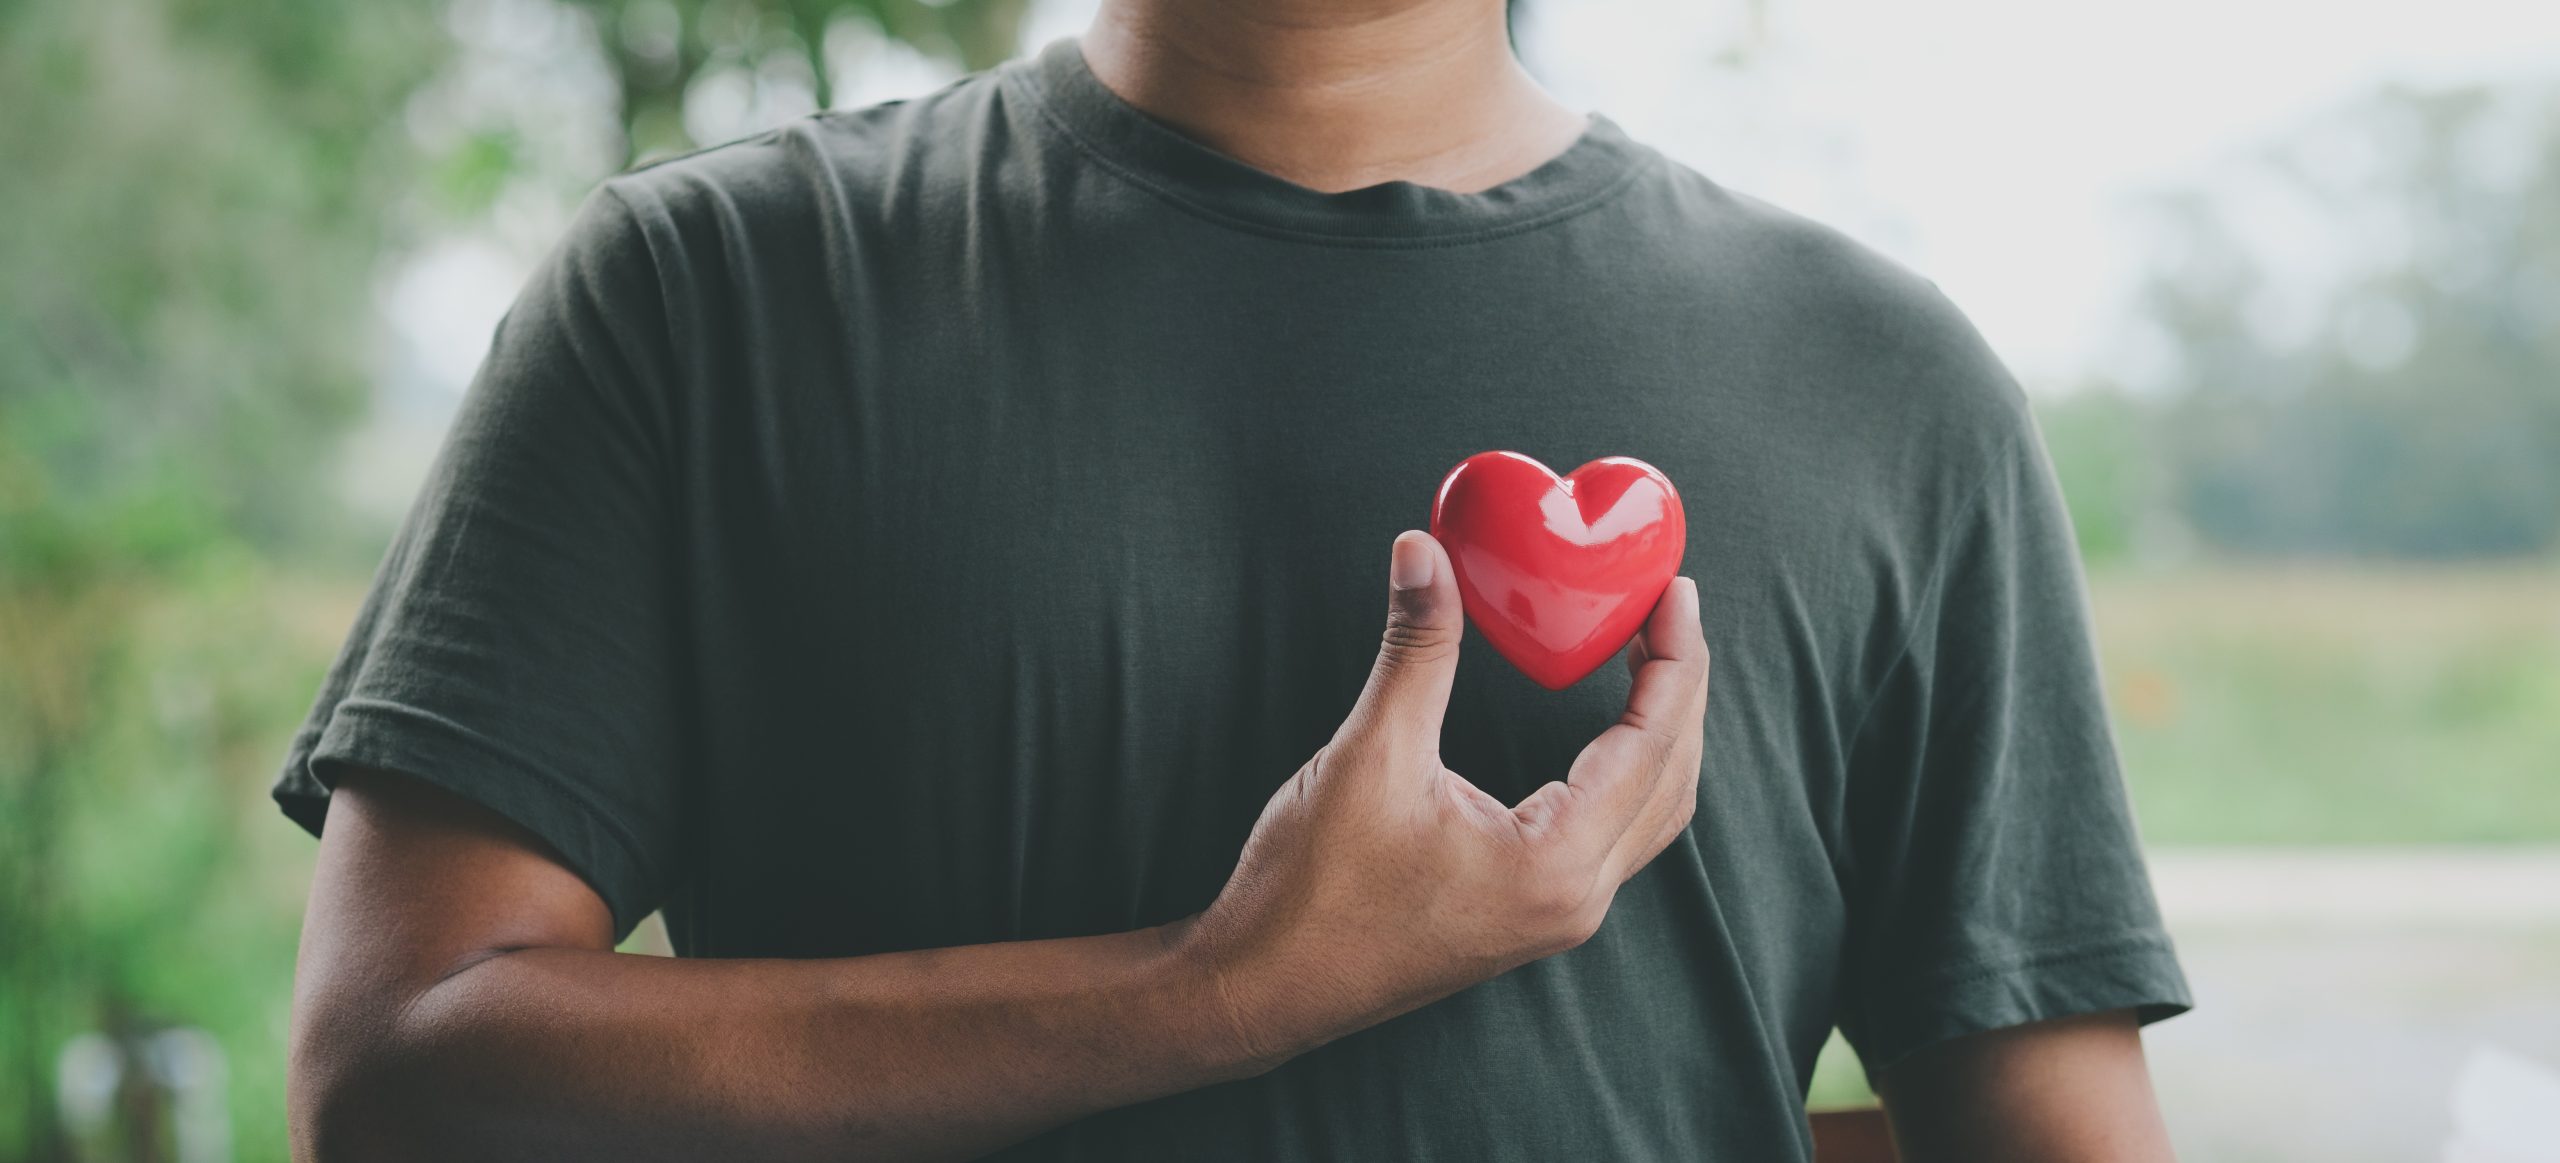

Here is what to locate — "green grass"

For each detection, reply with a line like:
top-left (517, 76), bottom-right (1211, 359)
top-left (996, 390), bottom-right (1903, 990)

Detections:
top-left (2091, 564), bottom-right (2560, 845)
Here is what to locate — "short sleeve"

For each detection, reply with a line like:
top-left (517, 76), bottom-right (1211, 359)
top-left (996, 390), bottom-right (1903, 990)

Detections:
top-left (1834, 407), bottom-right (2193, 1073)
top-left (273, 182), bottom-right (686, 940)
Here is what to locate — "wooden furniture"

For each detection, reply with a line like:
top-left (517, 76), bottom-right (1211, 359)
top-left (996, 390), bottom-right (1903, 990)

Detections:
top-left (1810, 1106), bottom-right (1898, 1163)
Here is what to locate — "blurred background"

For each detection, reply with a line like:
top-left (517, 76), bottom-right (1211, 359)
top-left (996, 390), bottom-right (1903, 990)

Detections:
top-left (1, 0), bottom-right (2553, 1158)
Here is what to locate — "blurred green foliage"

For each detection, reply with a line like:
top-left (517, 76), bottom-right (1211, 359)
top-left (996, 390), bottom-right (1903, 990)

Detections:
top-left (2039, 83), bottom-right (2560, 563)
top-left (573, 0), bottom-right (1031, 162)
top-left (2, 0), bottom-right (445, 1152)
top-left (0, 0), bottom-right (1010, 1156)
top-left (0, 0), bottom-right (446, 550)
top-left (0, 0), bottom-right (2553, 1154)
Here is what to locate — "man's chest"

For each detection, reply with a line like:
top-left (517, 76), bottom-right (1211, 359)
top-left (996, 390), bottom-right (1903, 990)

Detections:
top-left (659, 250), bottom-right (1872, 958)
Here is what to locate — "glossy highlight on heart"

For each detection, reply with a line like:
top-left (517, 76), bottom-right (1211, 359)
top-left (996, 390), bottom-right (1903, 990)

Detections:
top-left (1428, 452), bottom-right (1687, 690)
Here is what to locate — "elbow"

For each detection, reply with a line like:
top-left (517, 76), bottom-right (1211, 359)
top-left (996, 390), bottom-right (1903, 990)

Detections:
top-left (290, 1015), bottom-right (404, 1161)
top-left (289, 978), bottom-right (442, 1163)
top-left (291, 1067), bottom-right (384, 1162)
top-left (291, 946), bottom-right (527, 1161)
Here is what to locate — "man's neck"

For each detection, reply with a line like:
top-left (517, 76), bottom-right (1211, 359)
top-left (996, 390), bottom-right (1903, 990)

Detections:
top-left (1078, 0), bottom-right (1588, 195)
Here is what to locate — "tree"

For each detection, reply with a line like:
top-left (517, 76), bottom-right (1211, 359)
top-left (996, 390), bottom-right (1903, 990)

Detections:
top-left (2051, 80), bottom-right (2560, 562)
top-left (571, 0), bottom-right (1031, 163)
top-left (0, 0), bottom-right (1034, 1155)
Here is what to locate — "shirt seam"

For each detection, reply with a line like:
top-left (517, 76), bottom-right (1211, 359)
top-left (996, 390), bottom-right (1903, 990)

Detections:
top-left (586, 177), bottom-right (709, 920)
top-left (1912, 928), bottom-right (2178, 992)
top-left (1003, 67), bottom-right (1660, 250)
top-left (1853, 930), bottom-right (2190, 1071)
top-left (316, 695), bottom-right (669, 899)
top-left (593, 180), bottom-right (680, 372)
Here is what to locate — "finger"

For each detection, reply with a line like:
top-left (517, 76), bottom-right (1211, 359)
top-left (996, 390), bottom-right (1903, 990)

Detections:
top-left (1607, 584), bottom-right (1711, 879)
top-left (1622, 628), bottom-right (1651, 678)
top-left (1612, 730), bottom-right (1703, 883)
top-left (1337, 531), bottom-right (1464, 764)
top-left (1622, 577), bottom-right (1707, 738)
top-left (1513, 578), bottom-right (1706, 856)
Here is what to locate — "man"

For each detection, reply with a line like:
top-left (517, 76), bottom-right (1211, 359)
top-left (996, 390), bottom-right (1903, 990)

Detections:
top-left (275, 0), bottom-right (2192, 1158)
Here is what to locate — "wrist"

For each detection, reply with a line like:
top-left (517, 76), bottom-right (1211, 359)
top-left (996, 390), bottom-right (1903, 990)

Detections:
top-left (1149, 914), bottom-right (1305, 1081)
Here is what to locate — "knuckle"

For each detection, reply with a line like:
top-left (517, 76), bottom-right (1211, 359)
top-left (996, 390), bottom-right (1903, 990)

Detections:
top-left (1670, 699), bottom-right (1707, 742)
top-left (1517, 869), bottom-right (1604, 950)
top-left (1551, 899), bottom-right (1607, 952)
top-left (1379, 612), bottom-right (1460, 660)
top-left (1535, 878), bottom-right (1587, 922)
top-left (1296, 747), bottom-right (1336, 792)
top-left (1638, 723), bottom-right (1684, 773)
top-left (1520, 835), bottom-right (1581, 882)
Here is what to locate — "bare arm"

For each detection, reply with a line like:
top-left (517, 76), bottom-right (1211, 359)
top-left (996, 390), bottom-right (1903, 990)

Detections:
top-left (290, 532), bottom-right (1712, 1161)
top-left (1873, 1008), bottom-right (2177, 1163)
top-left (293, 766), bottom-right (1258, 1161)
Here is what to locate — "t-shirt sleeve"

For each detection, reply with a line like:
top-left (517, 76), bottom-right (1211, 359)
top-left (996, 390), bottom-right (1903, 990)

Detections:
top-left (1833, 402), bottom-right (2193, 1074)
top-left (272, 181), bottom-right (686, 940)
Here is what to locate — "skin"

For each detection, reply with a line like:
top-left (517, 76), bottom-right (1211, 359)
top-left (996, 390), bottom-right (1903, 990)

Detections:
top-left (1875, 1009), bottom-right (2179, 1161)
top-left (1078, 0), bottom-right (1590, 193)
top-left (294, 3), bottom-right (2183, 1157)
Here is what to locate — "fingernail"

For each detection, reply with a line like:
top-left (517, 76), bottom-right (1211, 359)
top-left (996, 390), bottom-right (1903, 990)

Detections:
top-left (1681, 577), bottom-right (1700, 618)
top-left (1391, 532), bottom-right (1434, 590)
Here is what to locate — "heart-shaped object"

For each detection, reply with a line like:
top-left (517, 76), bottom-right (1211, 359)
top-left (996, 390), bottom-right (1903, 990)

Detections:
top-left (1429, 452), bottom-right (1687, 690)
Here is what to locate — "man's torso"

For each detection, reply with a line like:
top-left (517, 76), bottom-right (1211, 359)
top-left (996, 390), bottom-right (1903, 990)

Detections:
top-left (568, 39), bottom-right (2024, 1161)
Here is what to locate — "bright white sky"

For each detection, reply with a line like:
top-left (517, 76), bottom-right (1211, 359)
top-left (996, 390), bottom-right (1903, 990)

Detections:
top-left (379, 0), bottom-right (2560, 438)
top-left (1509, 0), bottom-right (2560, 387)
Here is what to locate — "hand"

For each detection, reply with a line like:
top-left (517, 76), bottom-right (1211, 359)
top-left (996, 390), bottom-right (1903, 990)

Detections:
top-left (1175, 530), bottom-right (1710, 1070)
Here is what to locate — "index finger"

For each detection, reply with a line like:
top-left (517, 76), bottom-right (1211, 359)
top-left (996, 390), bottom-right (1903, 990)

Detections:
top-left (1618, 576), bottom-right (1708, 738)
top-left (1513, 578), bottom-right (1708, 852)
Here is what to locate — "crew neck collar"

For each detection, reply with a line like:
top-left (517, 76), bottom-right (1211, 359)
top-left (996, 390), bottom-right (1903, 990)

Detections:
top-left (1002, 36), bottom-right (1654, 245)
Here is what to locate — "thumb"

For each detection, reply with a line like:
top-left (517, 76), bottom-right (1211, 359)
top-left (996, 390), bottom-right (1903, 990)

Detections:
top-left (1342, 530), bottom-right (1465, 748)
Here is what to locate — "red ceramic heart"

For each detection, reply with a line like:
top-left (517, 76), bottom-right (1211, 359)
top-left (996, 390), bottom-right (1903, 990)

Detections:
top-left (1429, 452), bottom-right (1687, 690)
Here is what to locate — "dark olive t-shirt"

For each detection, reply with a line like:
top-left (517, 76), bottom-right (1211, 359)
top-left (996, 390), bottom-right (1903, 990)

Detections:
top-left (275, 35), bottom-right (2190, 1161)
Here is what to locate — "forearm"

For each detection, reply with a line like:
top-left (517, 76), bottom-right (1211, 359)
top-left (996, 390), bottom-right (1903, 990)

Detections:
top-left (293, 543), bottom-right (1707, 1160)
top-left (299, 920), bottom-right (1260, 1162)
